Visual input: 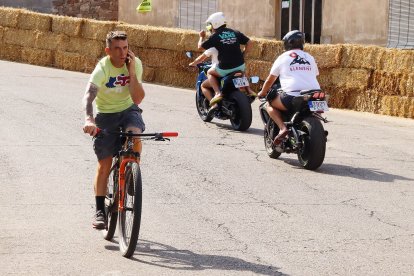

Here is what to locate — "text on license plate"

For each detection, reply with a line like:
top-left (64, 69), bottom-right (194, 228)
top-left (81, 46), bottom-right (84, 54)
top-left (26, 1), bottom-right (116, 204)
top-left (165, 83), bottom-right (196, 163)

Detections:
top-left (232, 77), bottom-right (249, 88)
top-left (308, 101), bottom-right (329, 111)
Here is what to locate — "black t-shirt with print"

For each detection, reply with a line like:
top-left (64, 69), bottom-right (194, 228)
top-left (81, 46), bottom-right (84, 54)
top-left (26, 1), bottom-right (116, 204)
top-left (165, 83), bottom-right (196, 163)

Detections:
top-left (201, 27), bottom-right (250, 70)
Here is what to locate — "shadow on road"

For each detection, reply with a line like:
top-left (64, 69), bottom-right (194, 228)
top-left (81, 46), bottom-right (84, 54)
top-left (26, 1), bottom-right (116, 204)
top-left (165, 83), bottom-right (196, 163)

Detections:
top-left (279, 158), bottom-right (414, 183)
top-left (105, 239), bottom-right (286, 275)
top-left (210, 121), bottom-right (264, 137)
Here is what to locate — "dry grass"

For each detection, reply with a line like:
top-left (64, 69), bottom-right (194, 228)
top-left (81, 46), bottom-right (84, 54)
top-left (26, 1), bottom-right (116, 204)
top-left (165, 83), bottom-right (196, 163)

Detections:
top-left (179, 29), bottom-right (199, 52)
top-left (82, 19), bottom-right (117, 41)
top-left (21, 48), bottom-right (54, 66)
top-left (330, 68), bottom-right (371, 90)
top-left (260, 40), bottom-right (284, 62)
top-left (35, 32), bottom-right (69, 51)
top-left (138, 47), bottom-right (187, 68)
top-left (306, 44), bottom-right (342, 69)
top-left (115, 23), bottom-right (148, 47)
top-left (146, 26), bottom-right (184, 50)
top-left (354, 89), bottom-right (382, 113)
top-left (4, 28), bottom-right (39, 47)
top-left (340, 44), bottom-right (385, 70)
top-left (0, 41), bottom-right (22, 61)
top-left (378, 48), bottom-right (414, 74)
top-left (54, 51), bottom-right (97, 73)
top-left (245, 59), bottom-right (272, 81)
top-left (381, 96), bottom-right (414, 118)
top-left (65, 37), bottom-right (105, 57)
top-left (142, 66), bottom-right (155, 82)
top-left (154, 67), bottom-right (197, 88)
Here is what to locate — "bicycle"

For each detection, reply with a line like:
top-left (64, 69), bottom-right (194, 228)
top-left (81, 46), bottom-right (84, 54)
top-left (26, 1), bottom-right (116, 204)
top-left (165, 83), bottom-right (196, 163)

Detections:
top-left (96, 128), bottom-right (178, 258)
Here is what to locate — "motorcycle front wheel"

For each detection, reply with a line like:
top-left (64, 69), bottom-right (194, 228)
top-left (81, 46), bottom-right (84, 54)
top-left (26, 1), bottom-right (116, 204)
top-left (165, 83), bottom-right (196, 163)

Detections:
top-left (195, 90), bottom-right (213, 122)
top-left (264, 119), bottom-right (282, 159)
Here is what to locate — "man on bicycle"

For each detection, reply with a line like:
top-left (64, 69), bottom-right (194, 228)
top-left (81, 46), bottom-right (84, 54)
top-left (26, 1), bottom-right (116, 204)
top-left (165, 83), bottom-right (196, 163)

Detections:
top-left (82, 31), bottom-right (145, 229)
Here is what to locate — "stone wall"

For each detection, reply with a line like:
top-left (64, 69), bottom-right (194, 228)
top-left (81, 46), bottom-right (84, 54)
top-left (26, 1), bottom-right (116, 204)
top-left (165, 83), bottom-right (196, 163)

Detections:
top-left (52, 0), bottom-right (118, 21)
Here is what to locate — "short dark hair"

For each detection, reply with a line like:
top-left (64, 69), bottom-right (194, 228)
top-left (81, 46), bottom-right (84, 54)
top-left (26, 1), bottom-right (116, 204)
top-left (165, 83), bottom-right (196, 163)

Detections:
top-left (106, 31), bottom-right (128, 48)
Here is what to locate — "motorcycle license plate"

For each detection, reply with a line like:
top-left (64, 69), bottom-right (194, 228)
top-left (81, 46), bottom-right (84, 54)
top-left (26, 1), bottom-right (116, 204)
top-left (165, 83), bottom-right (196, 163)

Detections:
top-left (308, 101), bottom-right (329, 112)
top-left (232, 77), bottom-right (249, 88)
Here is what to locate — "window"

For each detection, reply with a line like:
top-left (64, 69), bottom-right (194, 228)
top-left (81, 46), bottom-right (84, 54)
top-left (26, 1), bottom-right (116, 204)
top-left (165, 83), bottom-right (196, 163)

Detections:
top-left (388, 0), bottom-right (414, 49)
top-left (178, 0), bottom-right (217, 31)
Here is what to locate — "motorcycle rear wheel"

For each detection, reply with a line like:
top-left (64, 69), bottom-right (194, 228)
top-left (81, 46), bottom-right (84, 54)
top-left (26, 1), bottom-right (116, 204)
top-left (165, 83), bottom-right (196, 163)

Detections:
top-left (229, 91), bottom-right (252, 131)
top-left (297, 116), bottom-right (326, 170)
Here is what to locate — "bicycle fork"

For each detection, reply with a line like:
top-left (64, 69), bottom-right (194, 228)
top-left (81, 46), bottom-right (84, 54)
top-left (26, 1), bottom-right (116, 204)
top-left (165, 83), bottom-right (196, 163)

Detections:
top-left (118, 157), bottom-right (138, 212)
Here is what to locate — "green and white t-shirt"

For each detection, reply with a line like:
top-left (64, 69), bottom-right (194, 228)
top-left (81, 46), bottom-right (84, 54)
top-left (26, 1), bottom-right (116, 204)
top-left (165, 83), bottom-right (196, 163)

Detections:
top-left (89, 56), bottom-right (143, 113)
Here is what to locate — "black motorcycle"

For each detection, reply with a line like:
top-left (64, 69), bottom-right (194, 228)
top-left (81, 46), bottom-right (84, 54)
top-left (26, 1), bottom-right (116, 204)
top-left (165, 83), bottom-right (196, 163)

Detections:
top-left (187, 52), bottom-right (258, 131)
top-left (259, 89), bottom-right (329, 170)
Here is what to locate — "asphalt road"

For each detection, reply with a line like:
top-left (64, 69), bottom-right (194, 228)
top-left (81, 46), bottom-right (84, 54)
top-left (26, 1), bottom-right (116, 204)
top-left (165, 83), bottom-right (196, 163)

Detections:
top-left (1, 60), bottom-right (414, 276)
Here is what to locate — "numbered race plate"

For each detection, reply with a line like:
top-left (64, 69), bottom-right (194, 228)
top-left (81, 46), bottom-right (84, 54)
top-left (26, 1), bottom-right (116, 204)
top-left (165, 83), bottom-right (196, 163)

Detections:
top-left (308, 101), bottom-right (329, 112)
top-left (232, 77), bottom-right (249, 88)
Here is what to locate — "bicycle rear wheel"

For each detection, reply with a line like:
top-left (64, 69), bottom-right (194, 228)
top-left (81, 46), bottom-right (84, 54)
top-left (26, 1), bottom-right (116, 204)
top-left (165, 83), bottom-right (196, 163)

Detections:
top-left (102, 159), bottom-right (118, 241)
top-left (118, 162), bottom-right (142, 258)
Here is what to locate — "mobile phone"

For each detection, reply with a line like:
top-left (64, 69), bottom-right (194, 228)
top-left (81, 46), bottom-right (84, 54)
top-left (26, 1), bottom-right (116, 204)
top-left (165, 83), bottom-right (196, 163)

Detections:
top-left (126, 53), bottom-right (130, 65)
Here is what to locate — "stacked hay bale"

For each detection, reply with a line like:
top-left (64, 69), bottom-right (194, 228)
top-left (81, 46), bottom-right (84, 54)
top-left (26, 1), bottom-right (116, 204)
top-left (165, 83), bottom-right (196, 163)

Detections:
top-left (0, 7), bottom-right (413, 118)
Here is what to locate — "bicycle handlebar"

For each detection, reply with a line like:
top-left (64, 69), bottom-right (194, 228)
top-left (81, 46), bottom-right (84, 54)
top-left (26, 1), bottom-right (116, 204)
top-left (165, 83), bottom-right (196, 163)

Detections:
top-left (95, 128), bottom-right (178, 138)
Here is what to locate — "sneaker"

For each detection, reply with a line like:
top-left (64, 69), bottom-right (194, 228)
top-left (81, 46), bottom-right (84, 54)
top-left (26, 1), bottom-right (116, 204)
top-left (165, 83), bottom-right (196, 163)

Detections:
top-left (92, 210), bottom-right (106, 229)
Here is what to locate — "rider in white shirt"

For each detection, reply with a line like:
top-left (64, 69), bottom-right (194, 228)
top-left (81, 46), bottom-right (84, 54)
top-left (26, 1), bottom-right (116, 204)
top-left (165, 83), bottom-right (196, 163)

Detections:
top-left (258, 30), bottom-right (321, 145)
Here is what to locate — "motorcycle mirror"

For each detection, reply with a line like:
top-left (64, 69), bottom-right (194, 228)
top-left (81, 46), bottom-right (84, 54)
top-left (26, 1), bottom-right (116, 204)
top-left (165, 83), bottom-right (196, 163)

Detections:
top-left (250, 76), bottom-right (259, 84)
top-left (185, 51), bottom-right (193, 59)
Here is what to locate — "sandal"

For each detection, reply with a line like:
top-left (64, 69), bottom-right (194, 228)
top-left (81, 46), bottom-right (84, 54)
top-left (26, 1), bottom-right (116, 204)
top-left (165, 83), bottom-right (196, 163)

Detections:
top-left (210, 94), bottom-right (223, 106)
top-left (273, 129), bottom-right (289, 145)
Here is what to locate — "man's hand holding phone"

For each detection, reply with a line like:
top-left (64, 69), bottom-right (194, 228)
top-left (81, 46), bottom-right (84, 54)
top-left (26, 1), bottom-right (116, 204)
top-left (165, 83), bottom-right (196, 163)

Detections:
top-left (125, 50), bottom-right (136, 72)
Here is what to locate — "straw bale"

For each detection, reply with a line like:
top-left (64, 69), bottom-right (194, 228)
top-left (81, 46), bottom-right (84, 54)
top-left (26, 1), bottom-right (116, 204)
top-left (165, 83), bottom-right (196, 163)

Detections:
top-left (261, 40), bottom-right (284, 62)
top-left (18, 11), bottom-right (51, 32)
top-left (399, 73), bottom-right (414, 97)
top-left (330, 68), bottom-right (371, 90)
top-left (147, 27), bottom-right (184, 50)
top-left (0, 42), bottom-right (22, 61)
top-left (245, 59), bottom-right (272, 81)
top-left (82, 19), bottom-right (117, 41)
top-left (0, 26), bottom-right (4, 41)
top-left (114, 23), bottom-right (147, 47)
top-left (54, 51), bottom-right (97, 73)
top-left (35, 32), bottom-right (69, 51)
top-left (380, 96), bottom-right (414, 118)
top-left (317, 69), bottom-right (333, 88)
top-left (65, 37), bottom-right (105, 57)
top-left (354, 89), bottom-right (382, 114)
top-left (340, 44), bottom-right (385, 70)
top-left (305, 44), bottom-right (342, 69)
top-left (143, 66), bottom-right (155, 82)
top-left (138, 48), bottom-right (187, 68)
top-left (179, 30), bottom-right (199, 52)
top-left (370, 70), bottom-right (402, 96)
top-left (322, 86), bottom-right (360, 109)
top-left (4, 28), bottom-right (38, 47)
top-left (51, 15), bottom-right (83, 37)
top-left (0, 7), bottom-right (20, 28)
top-left (244, 37), bottom-right (265, 60)
top-left (154, 67), bottom-right (196, 88)
top-left (21, 48), bottom-right (54, 67)
top-left (378, 48), bottom-right (414, 74)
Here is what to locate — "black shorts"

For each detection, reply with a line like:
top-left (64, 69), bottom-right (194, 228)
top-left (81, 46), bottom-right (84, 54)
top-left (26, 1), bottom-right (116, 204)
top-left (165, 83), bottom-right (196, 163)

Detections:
top-left (93, 104), bottom-right (145, 160)
top-left (266, 89), bottom-right (295, 110)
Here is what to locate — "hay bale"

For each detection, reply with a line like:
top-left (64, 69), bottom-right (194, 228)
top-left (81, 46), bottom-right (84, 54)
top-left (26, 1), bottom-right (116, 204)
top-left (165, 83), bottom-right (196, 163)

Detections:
top-left (146, 27), bottom-right (184, 50)
top-left (51, 15), bottom-right (83, 37)
top-left (0, 7), bottom-right (20, 28)
top-left (115, 23), bottom-right (148, 47)
top-left (245, 59), bottom-right (272, 81)
top-left (35, 32), bottom-right (69, 51)
top-left (399, 73), bottom-right (414, 97)
top-left (54, 50), bottom-right (97, 73)
top-left (354, 89), bottom-right (382, 113)
top-left (323, 86), bottom-right (360, 109)
top-left (0, 26), bottom-right (5, 41)
top-left (340, 44), bottom-right (385, 70)
top-left (21, 48), bottom-right (54, 67)
top-left (143, 66), bottom-right (155, 82)
top-left (4, 28), bottom-right (38, 47)
top-left (244, 37), bottom-right (265, 60)
top-left (305, 44), bottom-right (342, 69)
top-left (82, 19), bottom-right (117, 41)
top-left (370, 70), bottom-right (402, 96)
top-left (317, 69), bottom-right (333, 88)
top-left (179, 30), bottom-right (199, 52)
top-left (138, 48), bottom-right (187, 68)
top-left (380, 96), bottom-right (414, 118)
top-left (260, 40), bottom-right (284, 62)
top-left (378, 48), bottom-right (414, 74)
top-left (18, 10), bottom-right (51, 31)
top-left (154, 67), bottom-right (196, 88)
top-left (65, 37), bottom-right (105, 57)
top-left (0, 42), bottom-right (22, 61)
top-left (330, 68), bottom-right (371, 90)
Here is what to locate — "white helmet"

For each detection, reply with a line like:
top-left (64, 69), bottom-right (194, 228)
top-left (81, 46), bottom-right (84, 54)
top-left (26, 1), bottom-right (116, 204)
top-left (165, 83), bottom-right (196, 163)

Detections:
top-left (206, 12), bottom-right (226, 30)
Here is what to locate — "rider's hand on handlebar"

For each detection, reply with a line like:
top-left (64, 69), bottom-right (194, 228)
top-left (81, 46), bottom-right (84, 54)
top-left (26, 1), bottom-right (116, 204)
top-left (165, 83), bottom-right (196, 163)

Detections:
top-left (257, 90), bottom-right (267, 99)
top-left (83, 119), bottom-right (98, 137)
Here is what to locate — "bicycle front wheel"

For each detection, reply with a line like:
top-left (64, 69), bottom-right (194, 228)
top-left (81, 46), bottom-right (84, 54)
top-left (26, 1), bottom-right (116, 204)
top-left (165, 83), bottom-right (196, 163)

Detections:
top-left (118, 162), bottom-right (142, 258)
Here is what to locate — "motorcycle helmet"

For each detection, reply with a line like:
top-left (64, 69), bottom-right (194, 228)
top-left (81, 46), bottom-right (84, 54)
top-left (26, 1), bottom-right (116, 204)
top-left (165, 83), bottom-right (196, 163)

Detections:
top-left (282, 30), bottom-right (305, 50)
top-left (206, 12), bottom-right (226, 30)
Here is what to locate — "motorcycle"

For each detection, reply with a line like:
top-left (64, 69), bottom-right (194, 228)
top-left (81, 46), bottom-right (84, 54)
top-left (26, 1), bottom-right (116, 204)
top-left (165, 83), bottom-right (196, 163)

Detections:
top-left (259, 88), bottom-right (329, 170)
top-left (186, 52), bottom-right (259, 131)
